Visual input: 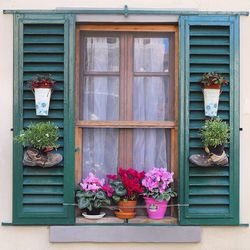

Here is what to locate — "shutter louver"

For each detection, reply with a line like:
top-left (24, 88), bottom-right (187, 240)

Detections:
top-left (13, 14), bottom-right (75, 225)
top-left (179, 16), bottom-right (240, 225)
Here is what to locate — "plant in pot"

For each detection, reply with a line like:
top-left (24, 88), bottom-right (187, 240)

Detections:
top-left (142, 167), bottom-right (177, 220)
top-left (76, 173), bottom-right (111, 218)
top-left (107, 168), bottom-right (145, 219)
top-left (189, 118), bottom-right (230, 167)
top-left (201, 72), bottom-right (229, 117)
top-left (15, 122), bottom-right (62, 167)
top-left (29, 74), bottom-right (55, 116)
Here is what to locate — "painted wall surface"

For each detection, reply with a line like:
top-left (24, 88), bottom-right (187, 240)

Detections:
top-left (0, 1), bottom-right (250, 250)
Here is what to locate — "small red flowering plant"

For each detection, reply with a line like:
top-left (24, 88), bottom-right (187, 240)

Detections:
top-left (107, 167), bottom-right (145, 202)
top-left (142, 167), bottom-right (177, 201)
top-left (29, 74), bottom-right (55, 90)
top-left (76, 173), bottom-right (111, 211)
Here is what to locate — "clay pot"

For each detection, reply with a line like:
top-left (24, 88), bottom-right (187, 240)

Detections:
top-left (115, 200), bottom-right (137, 219)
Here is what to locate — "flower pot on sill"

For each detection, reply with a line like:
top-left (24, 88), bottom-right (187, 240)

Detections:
top-left (203, 85), bottom-right (221, 117)
top-left (34, 88), bottom-right (52, 116)
top-left (144, 197), bottom-right (168, 220)
top-left (115, 200), bottom-right (137, 219)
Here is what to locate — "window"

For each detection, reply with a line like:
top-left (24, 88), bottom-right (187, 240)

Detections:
top-left (75, 25), bottom-right (178, 185)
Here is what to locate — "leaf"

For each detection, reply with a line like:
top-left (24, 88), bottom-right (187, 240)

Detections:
top-left (112, 195), bottom-right (120, 203)
top-left (78, 198), bottom-right (90, 209)
top-left (83, 190), bottom-right (94, 198)
top-left (115, 185), bottom-right (127, 196)
top-left (96, 190), bottom-right (106, 200)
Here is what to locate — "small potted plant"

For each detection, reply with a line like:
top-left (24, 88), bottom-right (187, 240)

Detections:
top-left (15, 122), bottom-right (62, 167)
top-left (201, 72), bottom-right (229, 117)
top-left (200, 117), bottom-right (229, 157)
top-left (29, 74), bottom-right (55, 116)
top-left (76, 173), bottom-right (111, 218)
top-left (142, 167), bottom-right (177, 220)
top-left (189, 118), bottom-right (230, 166)
top-left (107, 168), bottom-right (144, 219)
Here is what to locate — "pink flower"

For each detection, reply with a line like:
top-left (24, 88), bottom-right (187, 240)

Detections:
top-left (80, 173), bottom-right (105, 192)
top-left (102, 185), bottom-right (114, 197)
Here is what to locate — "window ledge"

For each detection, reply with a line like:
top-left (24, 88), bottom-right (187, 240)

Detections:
top-left (49, 224), bottom-right (201, 243)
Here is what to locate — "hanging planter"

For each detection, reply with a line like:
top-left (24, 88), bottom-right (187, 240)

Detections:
top-left (201, 72), bottom-right (229, 117)
top-left (14, 122), bottom-right (63, 168)
top-left (29, 74), bottom-right (55, 116)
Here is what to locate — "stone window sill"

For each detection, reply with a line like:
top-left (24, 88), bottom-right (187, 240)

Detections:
top-left (50, 216), bottom-right (201, 243)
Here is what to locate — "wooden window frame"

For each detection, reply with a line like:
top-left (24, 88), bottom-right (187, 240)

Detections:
top-left (75, 24), bottom-right (178, 217)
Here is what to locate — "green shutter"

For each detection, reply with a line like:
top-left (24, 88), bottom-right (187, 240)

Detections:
top-left (178, 15), bottom-right (240, 225)
top-left (13, 14), bottom-right (75, 225)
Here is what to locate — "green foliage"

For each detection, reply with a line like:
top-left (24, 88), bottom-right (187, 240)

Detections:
top-left (15, 122), bottom-right (59, 151)
top-left (200, 118), bottom-right (230, 147)
top-left (144, 188), bottom-right (177, 201)
top-left (109, 179), bottom-right (127, 203)
top-left (201, 72), bottom-right (229, 87)
top-left (76, 189), bottom-right (111, 211)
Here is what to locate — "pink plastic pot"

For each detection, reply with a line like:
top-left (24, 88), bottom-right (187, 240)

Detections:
top-left (144, 197), bottom-right (168, 220)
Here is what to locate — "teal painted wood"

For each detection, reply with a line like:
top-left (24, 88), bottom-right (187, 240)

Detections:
top-left (178, 15), bottom-right (240, 225)
top-left (13, 14), bottom-right (75, 225)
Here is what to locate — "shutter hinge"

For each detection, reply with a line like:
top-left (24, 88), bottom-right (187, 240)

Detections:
top-left (240, 128), bottom-right (243, 131)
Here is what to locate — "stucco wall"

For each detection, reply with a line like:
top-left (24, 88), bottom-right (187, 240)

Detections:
top-left (0, 1), bottom-right (250, 249)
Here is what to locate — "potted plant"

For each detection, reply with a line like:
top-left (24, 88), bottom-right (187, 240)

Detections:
top-left (200, 72), bottom-right (229, 117)
top-left (15, 122), bottom-right (62, 167)
top-left (200, 117), bottom-right (230, 156)
top-left (29, 74), bottom-right (55, 116)
top-left (76, 173), bottom-right (111, 218)
top-left (107, 168), bottom-right (144, 219)
top-left (189, 118), bottom-right (230, 166)
top-left (142, 167), bottom-right (177, 220)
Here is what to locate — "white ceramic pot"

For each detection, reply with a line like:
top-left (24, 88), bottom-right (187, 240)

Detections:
top-left (203, 88), bottom-right (220, 117)
top-left (34, 88), bottom-right (52, 116)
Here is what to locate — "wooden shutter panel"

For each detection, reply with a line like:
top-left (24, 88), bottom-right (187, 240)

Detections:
top-left (178, 16), bottom-right (240, 225)
top-left (13, 14), bottom-right (75, 225)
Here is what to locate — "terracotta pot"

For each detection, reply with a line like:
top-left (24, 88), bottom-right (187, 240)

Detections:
top-left (115, 200), bottom-right (137, 219)
top-left (203, 83), bottom-right (221, 89)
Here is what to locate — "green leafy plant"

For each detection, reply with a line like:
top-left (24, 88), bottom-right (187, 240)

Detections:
top-left (200, 118), bottom-right (230, 147)
top-left (76, 173), bottom-right (111, 211)
top-left (15, 122), bottom-right (59, 151)
top-left (201, 72), bottom-right (229, 88)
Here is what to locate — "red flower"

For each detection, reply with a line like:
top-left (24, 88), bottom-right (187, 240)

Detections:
top-left (102, 185), bottom-right (114, 197)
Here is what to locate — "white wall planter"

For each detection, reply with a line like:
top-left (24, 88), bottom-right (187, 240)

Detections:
top-left (34, 88), bottom-right (52, 116)
top-left (203, 88), bottom-right (220, 117)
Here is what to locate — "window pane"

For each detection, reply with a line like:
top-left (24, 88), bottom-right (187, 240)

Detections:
top-left (79, 76), bottom-right (119, 120)
top-left (84, 36), bottom-right (119, 72)
top-left (133, 77), bottom-right (174, 121)
top-left (82, 129), bottom-right (118, 178)
top-left (134, 37), bottom-right (169, 72)
top-left (132, 129), bottom-right (170, 172)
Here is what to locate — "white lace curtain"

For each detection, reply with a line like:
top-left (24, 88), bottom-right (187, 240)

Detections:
top-left (81, 36), bottom-right (170, 178)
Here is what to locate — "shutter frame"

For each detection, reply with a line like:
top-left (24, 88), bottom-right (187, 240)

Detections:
top-left (178, 15), bottom-right (240, 225)
top-left (13, 13), bottom-right (75, 225)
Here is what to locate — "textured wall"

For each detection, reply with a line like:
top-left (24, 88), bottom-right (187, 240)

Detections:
top-left (0, 1), bottom-right (250, 249)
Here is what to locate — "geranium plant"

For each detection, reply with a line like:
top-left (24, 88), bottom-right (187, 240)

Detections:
top-left (29, 74), bottom-right (55, 90)
top-left (201, 72), bottom-right (228, 88)
top-left (108, 168), bottom-right (145, 202)
top-left (76, 173), bottom-right (111, 214)
top-left (142, 167), bottom-right (177, 201)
